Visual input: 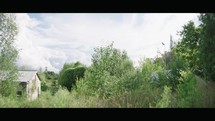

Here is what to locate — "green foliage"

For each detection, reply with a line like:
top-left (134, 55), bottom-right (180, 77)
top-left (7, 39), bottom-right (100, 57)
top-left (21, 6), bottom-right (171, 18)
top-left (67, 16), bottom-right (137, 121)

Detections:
top-left (199, 13), bottom-right (215, 81)
top-left (81, 42), bottom-right (134, 98)
top-left (154, 56), bottom-right (165, 68)
top-left (38, 73), bottom-right (48, 91)
top-left (116, 69), bottom-right (143, 93)
top-left (20, 88), bottom-right (102, 108)
top-left (0, 80), bottom-right (19, 97)
top-left (0, 13), bottom-right (18, 72)
top-left (0, 94), bottom-right (21, 108)
top-left (101, 59), bottom-right (164, 107)
top-left (139, 56), bottom-right (180, 90)
top-left (176, 70), bottom-right (202, 107)
top-left (38, 70), bottom-right (59, 92)
top-left (176, 21), bottom-right (201, 74)
top-left (45, 71), bottom-right (58, 80)
top-left (50, 80), bottom-right (59, 95)
top-left (139, 57), bottom-right (167, 88)
top-left (155, 85), bottom-right (172, 108)
top-left (91, 42), bottom-right (134, 78)
top-left (58, 61), bottom-right (86, 91)
top-left (105, 81), bottom-right (162, 108)
top-left (37, 72), bottom-right (46, 82)
top-left (0, 13), bottom-right (19, 97)
top-left (41, 81), bottom-right (48, 91)
top-left (141, 58), bottom-right (157, 80)
top-left (82, 68), bottom-right (119, 98)
top-left (165, 50), bottom-right (187, 90)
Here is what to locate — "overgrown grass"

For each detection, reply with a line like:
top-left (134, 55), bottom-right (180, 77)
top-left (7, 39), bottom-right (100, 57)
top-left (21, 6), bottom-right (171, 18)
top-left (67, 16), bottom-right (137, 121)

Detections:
top-left (20, 88), bottom-right (103, 108)
top-left (0, 70), bottom-right (214, 108)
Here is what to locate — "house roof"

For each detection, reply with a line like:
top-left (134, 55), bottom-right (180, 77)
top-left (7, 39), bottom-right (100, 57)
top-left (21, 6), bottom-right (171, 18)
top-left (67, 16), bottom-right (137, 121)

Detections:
top-left (0, 70), bottom-right (38, 82)
top-left (17, 70), bottom-right (38, 83)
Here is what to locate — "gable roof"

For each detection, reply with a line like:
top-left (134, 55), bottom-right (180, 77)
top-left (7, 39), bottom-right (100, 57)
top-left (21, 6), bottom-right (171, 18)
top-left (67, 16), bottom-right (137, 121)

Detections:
top-left (0, 70), bottom-right (39, 82)
top-left (17, 70), bottom-right (38, 82)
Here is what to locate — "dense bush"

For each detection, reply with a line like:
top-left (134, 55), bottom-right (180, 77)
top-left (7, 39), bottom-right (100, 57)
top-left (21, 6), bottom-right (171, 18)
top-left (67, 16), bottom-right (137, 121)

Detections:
top-left (80, 42), bottom-right (134, 98)
top-left (105, 80), bottom-right (162, 108)
top-left (58, 62), bottom-right (86, 91)
top-left (45, 71), bottom-right (58, 80)
top-left (91, 42), bottom-right (134, 78)
top-left (175, 70), bottom-right (203, 107)
top-left (38, 73), bottom-right (48, 91)
top-left (166, 51), bottom-right (187, 90)
top-left (0, 80), bottom-right (18, 97)
top-left (155, 85), bottom-right (172, 108)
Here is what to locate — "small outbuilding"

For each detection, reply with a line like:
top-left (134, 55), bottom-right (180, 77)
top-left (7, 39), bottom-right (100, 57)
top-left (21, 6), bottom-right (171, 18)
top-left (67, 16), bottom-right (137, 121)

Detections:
top-left (17, 70), bottom-right (41, 100)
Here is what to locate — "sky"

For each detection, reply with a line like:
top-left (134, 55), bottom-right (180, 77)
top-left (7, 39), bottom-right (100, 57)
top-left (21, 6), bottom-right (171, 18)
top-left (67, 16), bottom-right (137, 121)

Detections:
top-left (14, 13), bottom-right (200, 73)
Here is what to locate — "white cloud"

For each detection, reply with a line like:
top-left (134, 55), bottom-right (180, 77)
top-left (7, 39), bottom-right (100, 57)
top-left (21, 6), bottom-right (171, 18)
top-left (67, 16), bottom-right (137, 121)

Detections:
top-left (14, 13), bottom-right (200, 72)
top-left (15, 14), bottom-right (67, 73)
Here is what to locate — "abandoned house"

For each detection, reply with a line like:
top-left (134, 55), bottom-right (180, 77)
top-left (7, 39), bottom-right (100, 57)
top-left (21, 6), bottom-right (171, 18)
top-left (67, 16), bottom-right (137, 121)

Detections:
top-left (17, 70), bottom-right (41, 100)
top-left (0, 70), bottom-right (41, 100)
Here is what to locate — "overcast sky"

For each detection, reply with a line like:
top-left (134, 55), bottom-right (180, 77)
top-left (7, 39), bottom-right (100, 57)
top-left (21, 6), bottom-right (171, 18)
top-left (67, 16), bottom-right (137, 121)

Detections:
top-left (14, 13), bottom-right (200, 73)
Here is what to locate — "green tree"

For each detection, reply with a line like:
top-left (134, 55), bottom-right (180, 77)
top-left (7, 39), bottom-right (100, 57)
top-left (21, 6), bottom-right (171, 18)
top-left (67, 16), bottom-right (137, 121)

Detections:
top-left (157, 47), bottom-right (187, 90)
top-left (58, 61), bottom-right (86, 91)
top-left (83, 42), bottom-right (134, 97)
top-left (45, 71), bottom-right (58, 80)
top-left (199, 13), bottom-right (215, 81)
top-left (91, 42), bottom-right (134, 78)
top-left (155, 85), bottom-right (172, 108)
top-left (166, 50), bottom-right (187, 90)
top-left (37, 72), bottom-right (48, 91)
top-left (50, 80), bottom-right (59, 95)
top-left (176, 70), bottom-right (202, 107)
top-left (176, 21), bottom-right (201, 74)
top-left (0, 13), bottom-right (19, 97)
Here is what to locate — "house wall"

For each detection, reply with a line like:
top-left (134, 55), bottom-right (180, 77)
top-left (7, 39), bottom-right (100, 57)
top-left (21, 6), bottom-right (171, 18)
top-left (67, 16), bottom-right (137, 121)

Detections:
top-left (26, 74), bottom-right (41, 100)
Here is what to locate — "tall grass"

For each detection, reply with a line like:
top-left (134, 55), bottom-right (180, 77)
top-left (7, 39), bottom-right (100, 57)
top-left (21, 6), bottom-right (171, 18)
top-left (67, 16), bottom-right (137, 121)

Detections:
top-left (0, 66), bottom-right (214, 108)
top-left (20, 88), bottom-right (102, 108)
